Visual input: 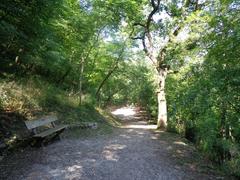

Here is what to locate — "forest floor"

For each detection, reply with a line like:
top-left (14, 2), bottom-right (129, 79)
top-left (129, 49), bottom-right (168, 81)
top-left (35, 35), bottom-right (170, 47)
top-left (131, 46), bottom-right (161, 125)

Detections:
top-left (0, 107), bottom-right (227, 180)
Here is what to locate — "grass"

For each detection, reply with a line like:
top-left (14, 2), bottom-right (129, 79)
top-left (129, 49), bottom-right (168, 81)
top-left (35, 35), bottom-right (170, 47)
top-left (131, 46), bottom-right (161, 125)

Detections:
top-left (61, 107), bottom-right (122, 139)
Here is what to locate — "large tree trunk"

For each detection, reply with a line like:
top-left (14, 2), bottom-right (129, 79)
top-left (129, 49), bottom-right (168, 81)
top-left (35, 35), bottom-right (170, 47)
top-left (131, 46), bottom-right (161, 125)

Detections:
top-left (157, 67), bottom-right (168, 129)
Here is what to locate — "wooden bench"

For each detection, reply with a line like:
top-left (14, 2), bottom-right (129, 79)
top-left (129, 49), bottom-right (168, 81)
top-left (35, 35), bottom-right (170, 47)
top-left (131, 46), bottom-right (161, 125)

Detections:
top-left (24, 115), bottom-right (67, 146)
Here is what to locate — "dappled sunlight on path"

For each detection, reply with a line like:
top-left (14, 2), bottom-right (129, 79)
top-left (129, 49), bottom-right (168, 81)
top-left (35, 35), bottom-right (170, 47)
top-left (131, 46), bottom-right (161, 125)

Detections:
top-left (0, 106), bottom-right (222, 180)
top-left (111, 106), bottom-right (157, 129)
top-left (111, 107), bottom-right (136, 116)
top-left (122, 124), bottom-right (157, 129)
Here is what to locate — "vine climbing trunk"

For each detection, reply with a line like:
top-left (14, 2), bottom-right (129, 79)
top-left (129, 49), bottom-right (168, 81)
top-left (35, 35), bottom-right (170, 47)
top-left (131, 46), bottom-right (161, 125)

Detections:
top-left (157, 67), bottom-right (168, 129)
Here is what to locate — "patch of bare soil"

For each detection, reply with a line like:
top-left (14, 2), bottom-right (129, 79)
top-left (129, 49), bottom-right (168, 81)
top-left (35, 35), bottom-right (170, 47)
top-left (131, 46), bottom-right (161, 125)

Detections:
top-left (0, 107), bottom-right (228, 180)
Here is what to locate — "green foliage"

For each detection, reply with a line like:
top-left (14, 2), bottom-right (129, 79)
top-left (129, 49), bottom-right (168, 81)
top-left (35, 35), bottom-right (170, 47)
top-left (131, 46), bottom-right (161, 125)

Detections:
top-left (166, 0), bottom-right (240, 176)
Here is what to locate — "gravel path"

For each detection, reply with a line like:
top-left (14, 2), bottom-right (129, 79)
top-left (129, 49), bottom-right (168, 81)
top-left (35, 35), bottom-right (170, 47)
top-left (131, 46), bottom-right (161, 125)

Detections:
top-left (0, 107), bottom-right (223, 180)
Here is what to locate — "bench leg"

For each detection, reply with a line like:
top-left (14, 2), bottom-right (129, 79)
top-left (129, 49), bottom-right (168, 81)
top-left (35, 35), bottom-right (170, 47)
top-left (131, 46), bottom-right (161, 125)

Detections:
top-left (33, 137), bottom-right (44, 147)
top-left (52, 129), bottom-right (65, 141)
top-left (32, 128), bottom-right (66, 147)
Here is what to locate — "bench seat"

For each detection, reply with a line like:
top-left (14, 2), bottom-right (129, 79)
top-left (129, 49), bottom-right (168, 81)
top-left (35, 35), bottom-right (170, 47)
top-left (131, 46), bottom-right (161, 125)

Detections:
top-left (33, 125), bottom-right (67, 138)
top-left (24, 115), bottom-right (67, 146)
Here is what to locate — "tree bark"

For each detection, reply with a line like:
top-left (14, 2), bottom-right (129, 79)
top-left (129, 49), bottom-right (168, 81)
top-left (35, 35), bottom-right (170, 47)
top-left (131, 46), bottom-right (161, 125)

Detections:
top-left (157, 67), bottom-right (168, 129)
top-left (79, 58), bottom-right (84, 106)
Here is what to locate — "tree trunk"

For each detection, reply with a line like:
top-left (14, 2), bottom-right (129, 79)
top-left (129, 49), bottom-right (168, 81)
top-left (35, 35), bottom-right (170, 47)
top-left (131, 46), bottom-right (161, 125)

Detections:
top-left (95, 47), bottom-right (124, 102)
top-left (57, 67), bottom-right (71, 85)
top-left (95, 64), bottom-right (118, 102)
top-left (79, 59), bottom-right (84, 106)
top-left (157, 67), bottom-right (168, 129)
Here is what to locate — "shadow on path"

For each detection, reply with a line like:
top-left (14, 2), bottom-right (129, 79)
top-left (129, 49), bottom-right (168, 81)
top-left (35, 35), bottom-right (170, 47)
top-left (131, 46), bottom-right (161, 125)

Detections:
top-left (0, 106), bottom-right (225, 180)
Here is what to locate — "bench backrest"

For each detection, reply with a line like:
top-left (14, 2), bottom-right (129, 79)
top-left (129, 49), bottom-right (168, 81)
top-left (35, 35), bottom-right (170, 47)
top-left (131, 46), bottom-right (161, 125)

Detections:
top-left (25, 116), bottom-right (58, 130)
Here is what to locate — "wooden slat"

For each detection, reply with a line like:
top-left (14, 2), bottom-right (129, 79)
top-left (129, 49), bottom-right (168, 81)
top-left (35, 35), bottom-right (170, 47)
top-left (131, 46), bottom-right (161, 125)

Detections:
top-left (25, 116), bottom-right (58, 130)
top-left (34, 125), bottom-right (67, 138)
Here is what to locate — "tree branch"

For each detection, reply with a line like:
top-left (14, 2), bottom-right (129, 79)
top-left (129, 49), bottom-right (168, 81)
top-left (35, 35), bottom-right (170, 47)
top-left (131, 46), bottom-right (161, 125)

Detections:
top-left (131, 36), bottom-right (144, 40)
top-left (151, 0), bottom-right (160, 8)
top-left (142, 0), bottom-right (161, 66)
top-left (133, 22), bottom-right (146, 28)
top-left (151, 0), bottom-right (156, 8)
top-left (132, 0), bottom-right (161, 67)
top-left (95, 47), bottom-right (125, 100)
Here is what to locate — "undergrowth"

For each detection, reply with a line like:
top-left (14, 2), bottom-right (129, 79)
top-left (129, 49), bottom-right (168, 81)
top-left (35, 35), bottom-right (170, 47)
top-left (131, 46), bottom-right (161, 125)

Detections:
top-left (0, 77), bottom-right (119, 152)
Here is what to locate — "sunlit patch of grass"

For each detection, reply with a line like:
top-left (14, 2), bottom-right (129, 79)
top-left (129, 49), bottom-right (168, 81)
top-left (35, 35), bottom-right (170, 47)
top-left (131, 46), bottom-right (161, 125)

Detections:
top-left (0, 80), bottom-right (42, 117)
top-left (97, 108), bottom-right (121, 127)
top-left (63, 107), bottom-right (122, 139)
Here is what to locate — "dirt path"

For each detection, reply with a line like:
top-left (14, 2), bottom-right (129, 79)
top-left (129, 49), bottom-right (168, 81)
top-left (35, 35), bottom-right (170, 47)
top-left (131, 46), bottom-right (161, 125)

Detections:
top-left (0, 107), bottom-right (223, 180)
